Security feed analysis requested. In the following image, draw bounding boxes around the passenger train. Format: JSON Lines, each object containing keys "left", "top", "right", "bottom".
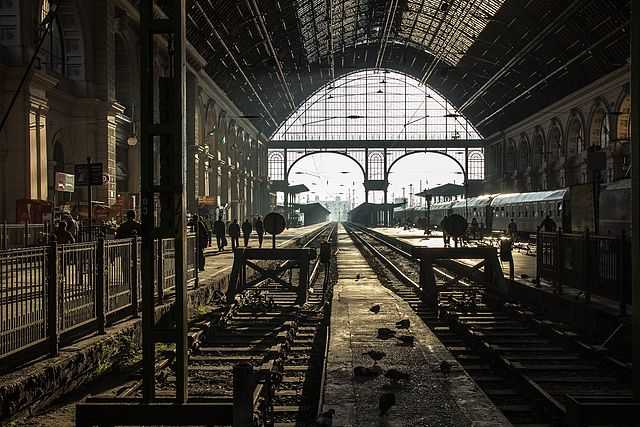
{"left": 397, "top": 179, "right": 631, "bottom": 237}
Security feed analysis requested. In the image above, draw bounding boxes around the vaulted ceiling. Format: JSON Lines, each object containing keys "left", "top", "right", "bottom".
{"left": 184, "top": 0, "right": 630, "bottom": 138}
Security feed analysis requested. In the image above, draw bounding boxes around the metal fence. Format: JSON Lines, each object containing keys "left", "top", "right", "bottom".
{"left": 77, "top": 225, "right": 116, "bottom": 242}
{"left": 0, "top": 233, "right": 197, "bottom": 368}
{"left": 1, "top": 223, "right": 119, "bottom": 249}
{"left": 0, "top": 247, "right": 49, "bottom": 359}
{"left": 536, "top": 231, "right": 630, "bottom": 313}
{"left": 1, "top": 223, "right": 50, "bottom": 249}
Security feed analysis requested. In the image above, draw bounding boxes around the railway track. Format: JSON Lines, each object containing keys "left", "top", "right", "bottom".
{"left": 105, "top": 223, "right": 338, "bottom": 427}
{"left": 344, "top": 223, "right": 634, "bottom": 427}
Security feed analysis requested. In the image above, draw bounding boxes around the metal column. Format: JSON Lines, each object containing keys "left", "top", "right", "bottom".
{"left": 140, "top": 0, "right": 188, "bottom": 403}
{"left": 631, "top": 0, "right": 640, "bottom": 400}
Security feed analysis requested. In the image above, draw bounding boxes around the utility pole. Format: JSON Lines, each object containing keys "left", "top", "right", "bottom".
{"left": 409, "top": 183, "right": 413, "bottom": 208}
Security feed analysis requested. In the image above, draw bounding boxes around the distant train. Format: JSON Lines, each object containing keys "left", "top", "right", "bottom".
{"left": 397, "top": 179, "right": 631, "bottom": 237}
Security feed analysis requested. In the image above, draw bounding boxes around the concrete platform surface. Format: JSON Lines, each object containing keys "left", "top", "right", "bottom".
{"left": 323, "top": 226, "right": 510, "bottom": 427}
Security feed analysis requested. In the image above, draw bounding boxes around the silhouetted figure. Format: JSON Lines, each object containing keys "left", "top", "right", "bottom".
{"left": 213, "top": 215, "right": 226, "bottom": 251}
{"left": 470, "top": 217, "right": 479, "bottom": 239}
{"left": 540, "top": 214, "right": 557, "bottom": 232}
{"left": 116, "top": 210, "right": 143, "bottom": 239}
{"left": 228, "top": 219, "right": 240, "bottom": 250}
{"left": 255, "top": 216, "right": 264, "bottom": 248}
{"left": 500, "top": 237, "right": 514, "bottom": 281}
{"left": 63, "top": 212, "right": 79, "bottom": 239}
{"left": 54, "top": 221, "right": 75, "bottom": 244}
{"left": 441, "top": 216, "right": 451, "bottom": 247}
{"left": 192, "top": 215, "right": 210, "bottom": 271}
{"left": 508, "top": 218, "right": 518, "bottom": 242}
{"left": 242, "top": 219, "right": 252, "bottom": 247}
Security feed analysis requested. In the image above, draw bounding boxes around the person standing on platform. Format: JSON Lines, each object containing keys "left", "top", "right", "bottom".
{"left": 213, "top": 215, "right": 226, "bottom": 252}
{"left": 441, "top": 216, "right": 450, "bottom": 248}
{"left": 470, "top": 217, "right": 479, "bottom": 240}
{"left": 508, "top": 218, "right": 518, "bottom": 242}
{"left": 116, "top": 210, "right": 143, "bottom": 239}
{"left": 540, "top": 214, "right": 557, "bottom": 232}
{"left": 54, "top": 221, "right": 75, "bottom": 244}
{"left": 194, "top": 215, "right": 210, "bottom": 271}
{"left": 255, "top": 216, "right": 265, "bottom": 248}
{"left": 63, "top": 212, "right": 79, "bottom": 240}
{"left": 228, "top": 219, "right": 241, "bottom": 250}
{"left": 242, "top": 218, "right": 253, "bottom": 247}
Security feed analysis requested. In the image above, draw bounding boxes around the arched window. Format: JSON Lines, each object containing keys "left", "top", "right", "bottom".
{"left": 39, "top": 0, "right": 65, "bottom": 75}
{"left": 519, "top": 135, "right": 530, "bottom": 170}
{"left": 546, "top": 124, "right": 562, "bottom": 161}
{"left": 53, "top": 140, "right": 65, "bottom": 173}
{"left": 268, "top": 152, "right": 285, "bottom": 181}
{"left": 532, "top": 130, "right": 544, "bottom": 168}
{"left": 505, "top": 139, "right": 516, "bottom": 174}
{"left": 616, "top": 95, "right": 631, "bottom": 142}
{"left": 368, "top": 152, "right": 384, "bottom": 180}
{"left": 468, "top": 151, "right": 484, "bottom": 180}
{"left": 115, "top": 35, "right": 133, "bottom": 114}
{"left": 566, "top": 114, "right": 585, "bottom": 155}
{"left": 589, "top": 106, "right": 610, "bottom": 149}
{"left": 271, "top": 69, "right": 482, "bottom": 142}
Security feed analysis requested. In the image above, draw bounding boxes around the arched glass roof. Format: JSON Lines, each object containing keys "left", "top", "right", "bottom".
{"left": 271, "top": 69, "right": 482, "bottom": 141}
{"left": 297, "top": 0, "right": 507, "bottom": 67}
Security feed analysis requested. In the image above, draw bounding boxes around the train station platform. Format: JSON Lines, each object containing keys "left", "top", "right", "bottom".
{"left": 322, "top": 226, "right": 510, "bottom": 426}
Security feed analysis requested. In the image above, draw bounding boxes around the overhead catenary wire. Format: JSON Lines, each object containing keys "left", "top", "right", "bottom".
{"left": 191, "top": 1, "right": 278, "bottom": 127}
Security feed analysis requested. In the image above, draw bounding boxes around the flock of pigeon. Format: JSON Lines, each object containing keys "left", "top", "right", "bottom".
{"left": 314, "top": 302, "right": 455, "bottom": 426}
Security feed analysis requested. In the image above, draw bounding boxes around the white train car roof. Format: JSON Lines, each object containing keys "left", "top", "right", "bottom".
{"left": 430, "top": 200, "right": 456, "bottom": 210}
{"left": 450, "top": 194, "right": 497, "bottom": 210}
{"left": 491, "top": 189, "right": 568, "bottom": 207}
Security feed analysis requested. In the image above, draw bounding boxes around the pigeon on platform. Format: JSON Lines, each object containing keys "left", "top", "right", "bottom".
{"left": 362, "top": 350, "right": 386, "bottom": 365}
{"left": 356, "top": 273, "right": 361, "bottom": 280}
{"left": 314, "top": 408, "right": 335, "bottom": 426}
{"left": 384, "top": 368, "right": 410, "bottom": 383}
{"left": 396, "top": 334, "right": 415, "bottom": 346}
{"left": 379, "top": 392, "right": 396, "bottom": 416}
{"left": 370, "top": 304, "right": 381, "bottom": 314}
{"left": 395, "top": 319, "right": 410, "bottom": 329}
{"left": 377, "top": 327, "right": 396, "bottom": 339}
{"left": 354, "top": 365, "right": 381, "bottom": 378}
{"left": 439, "top": 360, "right": 452, "bottom": 375}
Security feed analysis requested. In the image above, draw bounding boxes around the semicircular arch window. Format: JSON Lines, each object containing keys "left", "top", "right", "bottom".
{"left": 271, "top": 69, "right": 482, "bottom": 142}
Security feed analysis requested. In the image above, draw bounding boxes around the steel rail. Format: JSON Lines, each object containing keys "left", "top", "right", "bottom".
{"left": 345, "top": 223, "right": 635, "bottom": 425}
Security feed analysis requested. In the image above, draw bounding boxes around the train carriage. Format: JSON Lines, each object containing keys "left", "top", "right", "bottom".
{"left": 490, "top": 189, "right": 568, "bottom": 235}
{"left": 449, "top": 194, "right": 496, "bottom": 231}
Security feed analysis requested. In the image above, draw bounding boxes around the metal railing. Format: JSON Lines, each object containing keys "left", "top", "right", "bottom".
{"left": 536, "top": 230, "right": 630, "bottom": 314}
{"left": 0, "top": 233, "right": 197, "bottom": 368}
{"left": 0, "top": 246, "right": 49, "bottom": 359}
{"left": 1, "top": 223, "right": 50, "bottom": 249}
{"left": 1, "top": 223, "right": 120, "bottom": 249}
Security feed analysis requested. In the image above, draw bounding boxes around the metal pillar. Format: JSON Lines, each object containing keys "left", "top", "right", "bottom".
{"left": 383, "top": 148, "right": 389, "bottom": 226}
{"left": 631, "top": 0, "right": 640, "bottom": 400}
{"left": 140, "top": 0, "right": 188, "bottom": 403}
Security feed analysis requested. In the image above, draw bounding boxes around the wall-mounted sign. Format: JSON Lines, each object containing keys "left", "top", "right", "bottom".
{"left": 55, "top": 172, "right": 75, "bottom": 192}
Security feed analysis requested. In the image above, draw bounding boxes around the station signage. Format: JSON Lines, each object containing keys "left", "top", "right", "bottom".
{"left": 55, "top": 172, "right": 75, "bottom": 192}
{"left": 75, "top": 162, "right": 104, "bottom": 186}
